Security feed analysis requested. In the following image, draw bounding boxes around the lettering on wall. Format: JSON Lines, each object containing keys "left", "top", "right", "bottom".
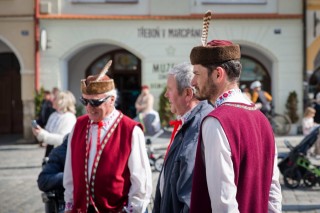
{"left": 150, "top": 82, "right": 167, "bottom": 89}
{"left": 152, "top": 63, "right": 175, "bottom": 80}
{"left": 138, "top": 27, "right": 201, "bottom": 38}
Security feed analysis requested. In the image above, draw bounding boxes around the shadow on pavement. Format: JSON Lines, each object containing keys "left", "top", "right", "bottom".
{"left": 0, "top": 134, "right": 35, "bottom": 145}
{"left": 283, "top": 204, "right": 320, "bottom": 211}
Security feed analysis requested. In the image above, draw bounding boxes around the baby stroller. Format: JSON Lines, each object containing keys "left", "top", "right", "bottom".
{"left": 278, "top": 126, "right": 320, "bottom": 189}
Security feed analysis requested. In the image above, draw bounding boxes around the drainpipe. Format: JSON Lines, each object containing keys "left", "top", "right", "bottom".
{"left": 303, "top": 0, "right": 306, "bottom": 82}
{"left": 34, "top": 0, "right": 40, "bottom": 92}
{"left": 302, "top": 0, "right": 307, "bottom": 110}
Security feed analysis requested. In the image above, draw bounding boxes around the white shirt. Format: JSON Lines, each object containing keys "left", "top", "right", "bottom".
{"left": 63, "top": 109, "right": 152, "bottom": 213}
{"left": 36, "top": 111, "right": 76, "bottom": 146}
{"left": 202, "top": 89, "right": 282, "bottom": 212}
{"left": 302, "top": 117, "right": 318, "bottom": 136}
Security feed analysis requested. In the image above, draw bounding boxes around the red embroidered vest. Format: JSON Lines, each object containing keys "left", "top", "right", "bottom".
{"left": 190, "top": 104, "right": 275, "bottom": 213}
{"left": 71, "top": 113, "right": 141, "bottom": 213}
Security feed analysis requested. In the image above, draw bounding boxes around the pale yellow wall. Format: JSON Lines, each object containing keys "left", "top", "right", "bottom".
{"left": 307, "top": 36, "right": 320, "bottom": 71}
{"left": 306, "top": 0, "right": 320, "bottom": 71}
{"left": 0, "top": 0, "right": 34, "bottom": 15}
{"left": 308, "top": 0, "right": 320, "bottom": 10}
{"left": 0, "top": 21, "right": 35, "bottom": 73}
{"left": 0, "top": 0, "right": 35, "bottom": 138}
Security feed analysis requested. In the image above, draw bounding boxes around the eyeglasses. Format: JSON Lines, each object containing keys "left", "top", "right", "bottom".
{"left": 79, "top": 96, "right": 111, "bottom": 107}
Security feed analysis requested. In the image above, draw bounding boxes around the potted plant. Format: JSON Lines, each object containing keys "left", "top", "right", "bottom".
{"left": 285, "top": 91, "right": 300, "bottom": 134}
{"left": 34, "top": 87, "right": 45, "bottom": 119}
{"left": 158, "top": 87, "right": 174, "bottom": 127}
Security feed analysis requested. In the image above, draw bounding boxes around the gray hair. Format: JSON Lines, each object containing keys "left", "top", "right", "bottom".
{"left": 104, "top": 89, "right": 118, "bottom": 106}
{"left": 168, "top": 62, "right": 195, "bottom": 95}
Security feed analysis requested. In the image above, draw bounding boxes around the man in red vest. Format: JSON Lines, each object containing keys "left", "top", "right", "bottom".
{"left": 63, "top": 60, "right": 152, "bottom": 213}
{"left": 189, "top": 11, "right": 282, "bottom": 213}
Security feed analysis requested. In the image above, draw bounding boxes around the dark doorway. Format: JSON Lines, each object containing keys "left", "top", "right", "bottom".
{"left": 239, "top": 56, "right": 271, "bottom": 93}
{"left": 0, "top": 53, "right": 23, "bottom": 134}
{"left": 86, "top": 49, "right": 141, "bottom": 118}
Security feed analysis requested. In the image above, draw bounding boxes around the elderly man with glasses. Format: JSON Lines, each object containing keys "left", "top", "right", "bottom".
{"left": 63, "top": 61, "right": 152, "bottom": 213}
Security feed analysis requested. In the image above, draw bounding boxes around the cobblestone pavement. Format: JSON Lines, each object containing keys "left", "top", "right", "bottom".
{"left": 0, "top": 134, "right": 320, "bottom": 213}
{"left": 0, "top": 144, "right": 43, "bottom": 213}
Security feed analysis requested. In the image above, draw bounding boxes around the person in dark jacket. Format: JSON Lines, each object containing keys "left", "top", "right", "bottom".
{"left": 37, "top": 90, "right": 55, "bottom": 128}
{"left": 153, "top": 62, "right": 213, "bottom": 213}
{"left": 37, "top": 134, "right": 69, "bottom": 213}
{"left": 37, "top": 134, "right": 68, "bottom": 192}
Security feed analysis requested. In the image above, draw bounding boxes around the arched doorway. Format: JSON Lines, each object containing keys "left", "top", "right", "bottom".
{"left": 0, "top": 52, "right": 23, "bottom": 134}
{"left": 86, "top": 49, "right": 141, "bottom": 118}
{"left": 239, "top": 56, "right": 271, "bottom": 93}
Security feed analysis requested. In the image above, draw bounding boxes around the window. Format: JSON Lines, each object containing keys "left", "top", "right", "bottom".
{"left": 202, "top": 0, "right": 266, "bottom": 4}
{"left": 114, "top": 52, "right": 138, "bottom": 71}
{"left": 89, "top": 55, "right": 111, "bottom": 75}
{"left": 71, "top": 0, "right": 138, "bottom": 3}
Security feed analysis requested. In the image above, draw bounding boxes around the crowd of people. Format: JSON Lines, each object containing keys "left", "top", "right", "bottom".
{"left": 32, "top": 11, "right": 284, "bottom": 213}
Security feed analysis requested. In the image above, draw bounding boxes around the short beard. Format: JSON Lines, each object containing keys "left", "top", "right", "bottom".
{"left": 194, "top": 78, "right": 217, "bottom": 101}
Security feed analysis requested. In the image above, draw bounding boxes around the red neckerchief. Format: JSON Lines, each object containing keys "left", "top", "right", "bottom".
{"left": 164, "top": 119, "right": 182, "bottom": 161}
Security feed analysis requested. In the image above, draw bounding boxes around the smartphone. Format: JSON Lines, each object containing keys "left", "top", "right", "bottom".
{"left": 31, "top": 120, "right": 39, "bottom": 129}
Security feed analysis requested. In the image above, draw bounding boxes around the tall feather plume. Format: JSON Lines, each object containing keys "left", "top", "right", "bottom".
{"left": 201, "top": 10, "right": 212, "bottom": 47}
{"left": 96, "top": 60, "right": 112, "bottom": 81}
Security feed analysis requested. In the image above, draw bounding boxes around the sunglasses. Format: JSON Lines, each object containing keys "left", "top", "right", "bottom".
{"left": 79, "top": 96, "right": 111, "bottom": 107}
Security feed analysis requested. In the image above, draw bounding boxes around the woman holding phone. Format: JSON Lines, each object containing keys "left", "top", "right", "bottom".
{"left": 32, "top": 90, "right": 77, "bottom": 157}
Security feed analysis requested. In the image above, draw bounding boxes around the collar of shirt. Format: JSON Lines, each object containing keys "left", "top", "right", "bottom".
{"left": 214, "top": 89, "right": 250, "bottom": 109}
{"left": 176, "top": 105, "right": 196, "bottom": 127}
{"left": 90, "top": 108, "right": 119, "bottom": 131}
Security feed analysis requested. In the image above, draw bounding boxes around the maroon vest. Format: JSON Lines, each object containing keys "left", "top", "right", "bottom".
{"left": 190, "top": 104, "right": 275, "bottom": 213}
{"left": 71, "top": 113, "right": 141, "bottom": 213}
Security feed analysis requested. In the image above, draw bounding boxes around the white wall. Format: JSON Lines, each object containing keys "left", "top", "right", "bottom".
{"left": 40, "top": 17, "right": 303, "bottom": 114}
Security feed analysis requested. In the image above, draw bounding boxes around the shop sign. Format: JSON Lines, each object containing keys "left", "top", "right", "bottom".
{"left": 138, "top": 27, "right": 201, "bottom": 38}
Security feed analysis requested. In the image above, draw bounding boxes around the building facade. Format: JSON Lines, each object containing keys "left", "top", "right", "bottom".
{"left": 0, "top": 0, "right": 35, "bottom": 138}
{"left": 0, "top": 0, "right": 305, "bottom": 139}
{"left": 306, "top": 0, "right": 320, "bottom": 96}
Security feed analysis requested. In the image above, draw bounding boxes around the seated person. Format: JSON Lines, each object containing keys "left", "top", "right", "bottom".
{"left": 302, "top": 107, "right": 320, "bottom": 157}
{"left": 135, "top": 109, "right": 161, "bottom": 136}
{"left": 302, "top": 107, "right": 318, "bottom": 136}
{"left": 37, "top": 134, "right": 69, "bottom": 212}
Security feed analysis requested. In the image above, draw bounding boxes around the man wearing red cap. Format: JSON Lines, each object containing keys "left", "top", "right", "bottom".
{"left": 63, "top": 61, "right": 152, "bottom": 213}
{"left": 135, "top": 85, "right": 154, "bottom": 114}
{"left": 189, "top": 11, "right": 282, "bottom": 213}
{"left": 135, "top": 85, "right": 161, "bottom": 136}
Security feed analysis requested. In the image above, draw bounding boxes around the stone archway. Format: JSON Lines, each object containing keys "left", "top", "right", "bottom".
{"left": 86, "top": 49, "right": 141, "bottom": 118}
{"left": 67, "top": 43, "right": 141, "bottom": 119}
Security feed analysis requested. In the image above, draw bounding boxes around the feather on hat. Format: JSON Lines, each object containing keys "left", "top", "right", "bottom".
{"left": 190, "top": 10, "right": 241, "bottom": 65}
{"left": 81, "top": 60, "right": 115, "bottom": 95}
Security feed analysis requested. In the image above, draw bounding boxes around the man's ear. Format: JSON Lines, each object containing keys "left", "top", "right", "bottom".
{"left": 110, "top": 96, "right": 116, "bottom": 103}
{"left": 216, "top": 67, "right": 222, "bottom": 79}
{"left": 215, "top": 67, "right": 225, "bottom": 81}
{"left": 185, "top": 87, "right": 194, "bottom": 100}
